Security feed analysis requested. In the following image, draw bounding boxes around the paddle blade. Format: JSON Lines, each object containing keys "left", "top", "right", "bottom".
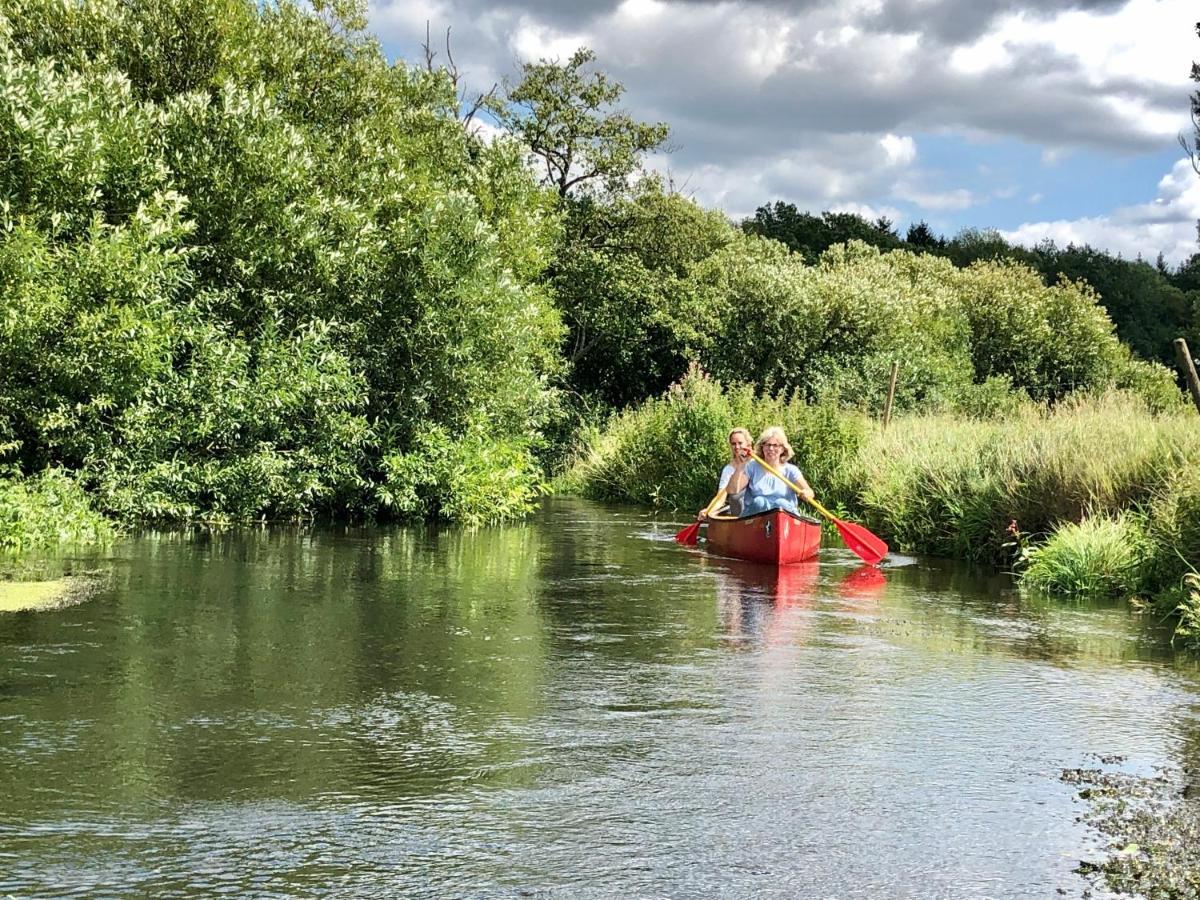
{"left": 674, "top": 520, "right": 702, "bottom": 545}
{"left": 833, "top": 518, "right": 888, "bottom": 565}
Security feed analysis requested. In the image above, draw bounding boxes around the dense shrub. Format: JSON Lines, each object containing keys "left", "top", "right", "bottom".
{"left": 0, "top": 469, "right": 112, "bottom": 550}
{"left": 0, "top": 0, "right": 562, "bottom": 524}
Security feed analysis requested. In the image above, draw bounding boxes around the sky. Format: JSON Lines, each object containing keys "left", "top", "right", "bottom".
{"left": 368, "top": 0, "right": 1200, "bottom": 265}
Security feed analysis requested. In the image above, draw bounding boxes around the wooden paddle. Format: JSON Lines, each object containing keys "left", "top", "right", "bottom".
{"left": 674, "top": 489, "right": 727, "bottom": 546}
{"left": 750, "top": 453, "right": 888, "bottom": 565}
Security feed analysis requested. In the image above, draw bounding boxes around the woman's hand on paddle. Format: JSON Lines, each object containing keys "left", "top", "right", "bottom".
{"left": 799, "top": 485, "right": 815, "bottom": 502}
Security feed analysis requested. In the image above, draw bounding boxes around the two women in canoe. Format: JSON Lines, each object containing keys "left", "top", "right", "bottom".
{"left": 700, "top": 426, "right": 815, "bottom": 519}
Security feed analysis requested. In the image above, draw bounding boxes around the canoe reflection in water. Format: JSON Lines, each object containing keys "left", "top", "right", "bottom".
{"left": 710, "top": 558, "right": 819, "bottom": 649}
{"left": 708, "top": 558, "right": 887, "bottom": 648}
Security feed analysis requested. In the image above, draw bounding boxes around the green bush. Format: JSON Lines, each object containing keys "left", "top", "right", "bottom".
{"left": 0, "top": 469, "right": 112, "bottom": 550}
{"left": 559, "top": 366, "right": 866, "bottom": 511}
{"left": 0, "top": 0, "right": 563, "bottom": 526}
{"left": 1020, "top": 515, "right": 1147, "bottom": 597}
{"left": 378, "top": 427, "right": 543, "bottom": 527}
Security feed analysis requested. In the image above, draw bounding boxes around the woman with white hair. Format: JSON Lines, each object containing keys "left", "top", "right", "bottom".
{"left": 736, "top": 425, "right": 815, "bottom": 516}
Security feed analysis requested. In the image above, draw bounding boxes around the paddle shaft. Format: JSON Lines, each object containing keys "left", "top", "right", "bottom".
{"left": 702, "top": 488, "right": 728, "bottom": 518}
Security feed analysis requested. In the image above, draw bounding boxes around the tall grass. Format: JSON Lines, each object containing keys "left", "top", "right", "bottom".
{"left": 1020, "top": 515, "right": 1147, "bottom": 597}
{"left": 855, "top": 393, "right": 1198, "bottom": 563}
{"left": 557, "top": 366, "right": 866, "bottom": 512}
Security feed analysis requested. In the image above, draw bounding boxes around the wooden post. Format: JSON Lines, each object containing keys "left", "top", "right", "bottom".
{"left": 1176, "top": 338, "right": 1200, "bottom": 415}
{"left": 883, "top": 360, "right": 900, "bottom": 428}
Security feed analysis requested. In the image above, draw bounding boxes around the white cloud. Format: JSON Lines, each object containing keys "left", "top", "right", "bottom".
{"left": 1002, "top": 158, "right": 1200, "bottom": 265}
{"left": 367, "top": 0, "right": 1199, "bottom": 261}
{"left": 510, "top": 17, "right": 589, "bottom": 61}
{"left": 880, "top": 133, "right": 917, "bottom": 167}
{"left": 894, "top": 185, "right": 975, "bottom": 210}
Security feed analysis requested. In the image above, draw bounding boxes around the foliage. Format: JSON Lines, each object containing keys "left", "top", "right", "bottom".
{"left": 558, "top": 366, "right": 866, "bottom": 512}
{"left": 1033, "top": 246, "right": 1191, "bottom": 368}
{"left": 0, "top": 468, "right": 112, "bottom": 550}
{"left": 693, "top": 240, "right": 1159, "bottom": 411}
{"left": 957, "top": 262, "right": 1124, "bottom": 402}
{"left": 743, "top": 202, "right": 1197, "bottom": 371}
{"left": 741, "top": 203, "right": 903, "bottom": 262}
{"left": 378, "top": 427, "right": 543, "bottom": 528}
{"left": 500, "top": 47, "right": 669, "bottom": 198}
{"left": 0, "top": 0, "right": 563, "bottom": 525}
{"left": 552, "top": 179, "right": 731, "bottom": 408}
{"left": 1020, "top": 515, "right": 1147, "bottom": 597}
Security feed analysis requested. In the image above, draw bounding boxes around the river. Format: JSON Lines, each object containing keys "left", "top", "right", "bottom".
{"left": 2, "top": 497, "right": 1198, "bottom": 898}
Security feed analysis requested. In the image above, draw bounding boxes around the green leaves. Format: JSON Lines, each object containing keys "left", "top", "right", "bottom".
{"left": 501, "top": 47, "right": 669, "bottom": 198}
{"left": 0, "top": 0, "right": 563, "bottom": 526}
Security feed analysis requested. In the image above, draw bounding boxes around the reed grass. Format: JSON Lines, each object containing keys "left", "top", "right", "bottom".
{"left": 854, "top": 392, "right": 1198, "bottom": 564}
{"left": 560, "top": 373, "right": 1200, "bottom": 645}
{"left": 1020, "top": 515, "right": 1147, "bottom": 597}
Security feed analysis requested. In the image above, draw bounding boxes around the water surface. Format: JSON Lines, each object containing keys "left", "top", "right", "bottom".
{"left": 2, "top": 498, "right": 1198, "bottom": 897}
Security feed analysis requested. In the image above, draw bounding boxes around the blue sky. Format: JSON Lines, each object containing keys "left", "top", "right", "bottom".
{"left": 368, "top": 0, "right": 1200, "bottom": 264}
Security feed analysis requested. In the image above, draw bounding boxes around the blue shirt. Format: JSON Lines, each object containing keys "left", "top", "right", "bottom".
{"left": 743, "top": 460, "right": 805, "bottom": 503}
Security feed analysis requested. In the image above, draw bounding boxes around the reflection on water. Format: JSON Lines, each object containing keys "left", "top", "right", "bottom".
{"left": 0, "top": 497, "right": 1198, "bottom": 898}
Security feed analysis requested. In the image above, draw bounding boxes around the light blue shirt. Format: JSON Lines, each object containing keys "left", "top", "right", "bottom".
{"left": 743, "top": 460, "right": 805, "bottom": 503}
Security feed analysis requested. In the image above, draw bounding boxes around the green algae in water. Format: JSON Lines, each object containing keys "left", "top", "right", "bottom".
{"left": 0, "top": 578, "right": 80, "bottom": 612}
{"left": 1064, "top": 758, "right": 1200, "bottom": 899}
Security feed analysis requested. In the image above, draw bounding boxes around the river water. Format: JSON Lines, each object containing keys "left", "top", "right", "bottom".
{"left": 1, "top": 498, "right": 1198, "bottom": 898}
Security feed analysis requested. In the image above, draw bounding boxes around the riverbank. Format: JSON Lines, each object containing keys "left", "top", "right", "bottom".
{"left": 560, "top": 370, "right": 1200, "bottom": 648}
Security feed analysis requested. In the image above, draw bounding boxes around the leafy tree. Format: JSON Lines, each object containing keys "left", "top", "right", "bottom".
{"left": 551, "top": 179, "right": 731, "bottom": 408}
{"left": 500, "top": 47, "right": 669, "bottom": 198}
{"left": 904, "top": 220, "right": 942, "bottom": 250}
{"left": 741, "top": 203, "right": 902, "bottom": 262}
{"left": 0, "top": 0, "right": 564, "bottom": 525}
{"left": 1032, "top": 245, "right": 1190, "bottom": 367}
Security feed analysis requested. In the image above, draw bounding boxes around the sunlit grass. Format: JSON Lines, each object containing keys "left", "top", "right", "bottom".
{"left": 1020, "top": 515, "right": 1146, "bottom": 597}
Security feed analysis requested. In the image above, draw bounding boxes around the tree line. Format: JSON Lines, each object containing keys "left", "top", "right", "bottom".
{"left": 0, "top": 0, "right": 1195, "bottom": 532}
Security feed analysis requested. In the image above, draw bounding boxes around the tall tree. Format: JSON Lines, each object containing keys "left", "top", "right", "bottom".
{"left": 500, "top": 47, "right": 669, "bottom": 198}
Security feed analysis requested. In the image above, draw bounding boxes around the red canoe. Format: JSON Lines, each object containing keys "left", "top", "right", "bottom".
{"left": 705, "top": 508, "right": 822, "bottom": 565}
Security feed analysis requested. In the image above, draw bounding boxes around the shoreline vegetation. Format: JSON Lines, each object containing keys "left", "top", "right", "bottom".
{"left": 559, "top": 368, "right": 1200, "bottom": 650}
{"left": 0, "top": 0, "right": 1197, "bottom": 648}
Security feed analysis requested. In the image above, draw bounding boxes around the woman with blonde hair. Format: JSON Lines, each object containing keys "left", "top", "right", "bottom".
{"left": 698, "top": 427, "right": 752, "bottom": 520}
{"left": 736, "top": 425, "right": 815, "bottom": 516}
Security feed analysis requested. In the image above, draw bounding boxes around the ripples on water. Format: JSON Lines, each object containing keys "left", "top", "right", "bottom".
{"left": 1, "top": 498, "right": 1198, "bottom": 898}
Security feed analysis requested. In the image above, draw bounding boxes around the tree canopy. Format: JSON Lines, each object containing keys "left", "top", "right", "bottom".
{"left": 500, "top": 47, "right": 670, "bottom": 198}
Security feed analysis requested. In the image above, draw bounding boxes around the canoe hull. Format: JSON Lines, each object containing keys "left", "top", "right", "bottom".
{"left": 706, "top": 508, "right": 822, "bottom": 565}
